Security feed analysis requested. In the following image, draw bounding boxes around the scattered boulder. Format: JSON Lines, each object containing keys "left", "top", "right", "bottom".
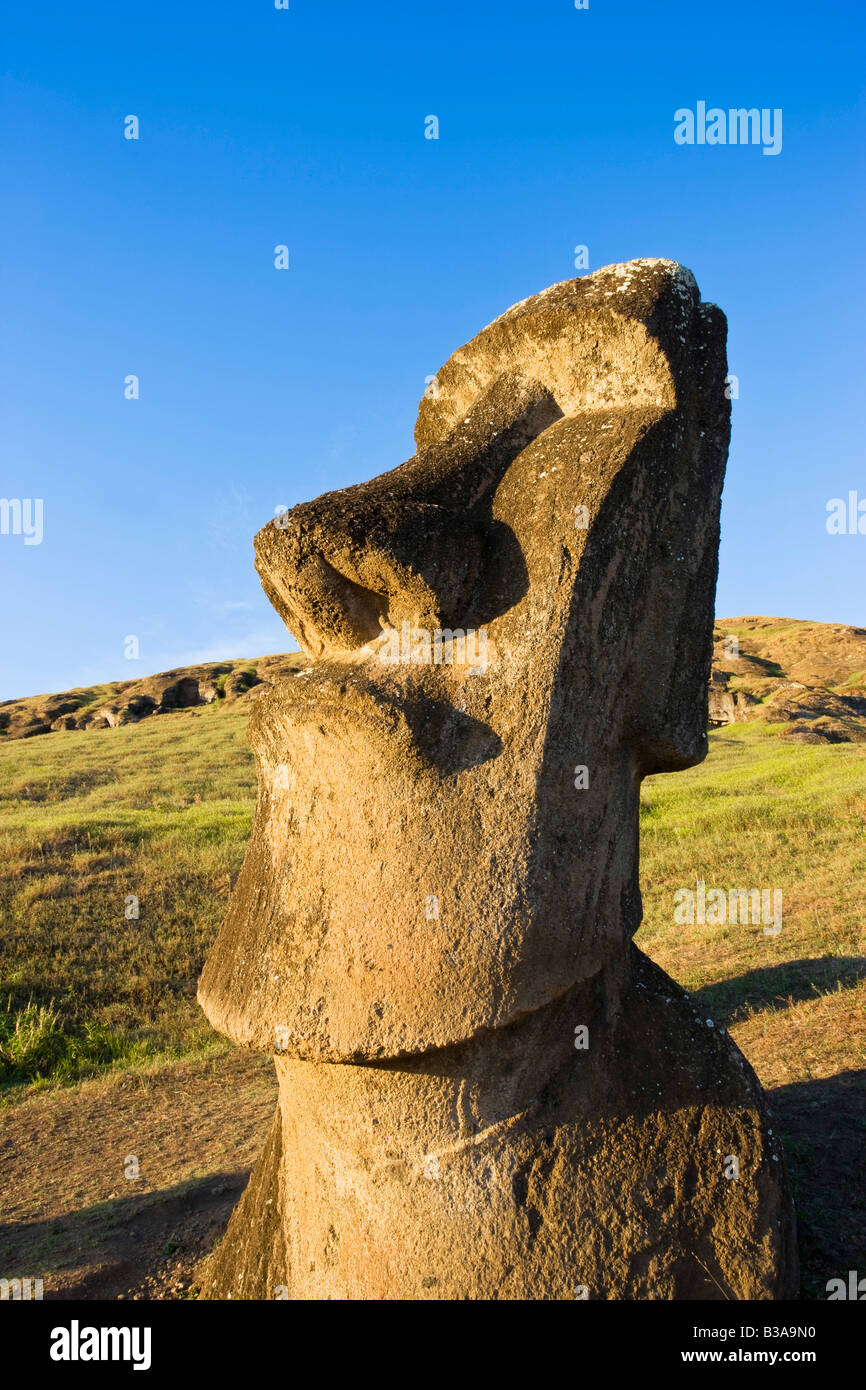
{"left": 223, "top": 669, "right": 261, "bottom": 700}
{"left": 0, "top": 656, "right": 304, "bottom": 740}
{"left": 710, "top": 618, "right": 866, "bottom": 741}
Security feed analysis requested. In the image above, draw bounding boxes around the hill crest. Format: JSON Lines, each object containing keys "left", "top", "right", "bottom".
{"left": 2, "top": 617, "right": 864, "bottom": 744}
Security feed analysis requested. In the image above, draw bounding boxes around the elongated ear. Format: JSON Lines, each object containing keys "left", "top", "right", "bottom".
{"left": 485, "top": 270, "right": 730, "bottom": 781}
{"left": 417, "top": 260, "right": 729, "bottom": 776}
{"left": 623, "top": 300, "right": 730, "bottom": 775}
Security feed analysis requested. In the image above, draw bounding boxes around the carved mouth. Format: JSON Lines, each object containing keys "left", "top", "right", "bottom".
{"left": 258, "top": 664, "right": 502, "bottom": 773}
{"left": 273, "top": 665, "right": 413, "bottom": 738}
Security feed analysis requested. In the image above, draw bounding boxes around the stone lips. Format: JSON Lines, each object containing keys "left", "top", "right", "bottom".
{"left": 6, "top": 619, "right": 864, "bottom": 744}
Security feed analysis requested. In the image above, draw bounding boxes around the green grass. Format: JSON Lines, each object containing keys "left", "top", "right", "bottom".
{"left": 0, "top": 999, "right": 147, "bottom": 1087}
{"left": 0, "top": 707, "right": 863, "bottom": 1297}
{"left": 0, "top": 703, "right": 255, "bottom": 1089}
{"left": 0, "top": 710, "right": 864, "bottom": 1098}
{"left": 638, "top": 723, "right": 866, "bottom": 992}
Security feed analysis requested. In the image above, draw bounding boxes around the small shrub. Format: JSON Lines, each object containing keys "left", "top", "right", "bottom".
{"left": 0, "top": 999, "right": 147, "bottom": 1087}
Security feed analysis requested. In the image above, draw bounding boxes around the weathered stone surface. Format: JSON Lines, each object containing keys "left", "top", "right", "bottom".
{"left": 201, "top": 259, "right": 729, "bottom": 1060}
{"left": 198, "top": 951, "right": 795, "bottom": 1300}
{"left": 195, "top": 257, "right": 797, "bottom": 1299}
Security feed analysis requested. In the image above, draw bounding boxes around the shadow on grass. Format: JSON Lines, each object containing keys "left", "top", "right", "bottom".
{"left": 691, "top": 956, "right": 866, "bottom": 1026}
{"left": 0, "top": 1169, "right": 249, "bottom": 1300}
{"left": 769, "top": 1068, "right": 866, "bottom": 1300}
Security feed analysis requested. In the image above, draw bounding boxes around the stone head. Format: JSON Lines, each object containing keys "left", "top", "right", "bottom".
{"left": 198, "top": 258, "right": 730, "bottom": 1061}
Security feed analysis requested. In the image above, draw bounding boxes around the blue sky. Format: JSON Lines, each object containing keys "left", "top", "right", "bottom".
{"left": 2, "top": 0, "right": 864, "bottom": 700}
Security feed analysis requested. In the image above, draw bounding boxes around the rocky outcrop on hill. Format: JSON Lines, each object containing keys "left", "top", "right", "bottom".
{"left": 710, "top": 618, "right": 866, "bottom": 743}
{"left": 0, "top": 655, "right": 304, "bottom": 741}
{"left": 2, "top": 625, "right": 863, "bottom": 746}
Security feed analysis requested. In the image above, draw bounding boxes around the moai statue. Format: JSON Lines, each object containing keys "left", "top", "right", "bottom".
{"left": 197, "top": 259, "right": 798, "bottom": 1300}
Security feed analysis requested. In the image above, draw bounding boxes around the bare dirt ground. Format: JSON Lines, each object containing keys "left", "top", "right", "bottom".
{"left": 2, "top": 1023, "right": 864, "bottom": 1300}
{"left": 0, "top": 1050, "right": 276, "bottom": 1300}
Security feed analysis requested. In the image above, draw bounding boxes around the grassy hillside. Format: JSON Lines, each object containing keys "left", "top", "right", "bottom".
{"left": 0, "top": 702, "right": 255, "bottom": 1085}
{"left": 640, "top": 724, "right": 866, "bottom": 1063}
{"left": 0, "top": 654, "right": 303, "bottom": 739}
{"left": 0, "top": 698, "right": 863, "bottom": 1297}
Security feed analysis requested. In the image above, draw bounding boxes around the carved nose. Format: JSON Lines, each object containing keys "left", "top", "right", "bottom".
{"left": 254, "top": 376, "right": 561, "bottom": 660}
{"left": 256, "top": 501, "right": 470, "bottom": 658}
